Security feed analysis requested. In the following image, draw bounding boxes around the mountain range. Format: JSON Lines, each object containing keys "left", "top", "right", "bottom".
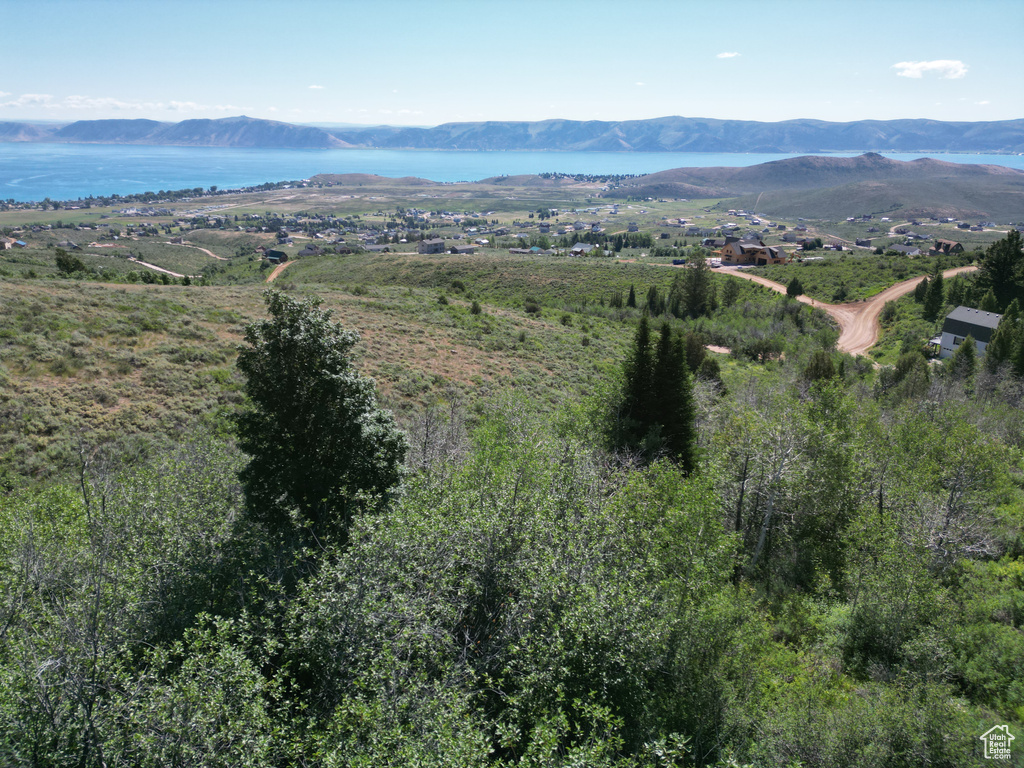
{"left": 597, "top": 153, "right": 1024, "bottom": 220}
{"left": 2, "top": 115, "right": 1023, "bottom": 153}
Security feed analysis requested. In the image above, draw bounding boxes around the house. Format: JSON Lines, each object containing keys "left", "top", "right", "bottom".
{"left": 569, "top": 243, "right": 597, "bottom": 256}
{"left": 449, "top": 244, "right": 477, "bottom": 255}
{"left": 298, "top": 244, "right": 321, "bottom": 258}
{"left": 628, "top": 222, "right": 639, "bottom": 232}
{"left": 931, "top": 239, "right": 964, "bottom": 256}
{"left": 265, "top": 249, "right": 288, "bottom": 264}
{"left": 57, "top": 240, "right": 81, "bottom": 250}
{"left": 855, "top": 238, "right": 873, "bottom": 248}
{"left": 938, "top": 306, "right": 1002, "bottom": 359}
{"left": 719, "top": 237, "right": 788, "bottom": 266}
{"left": 418, "top": 237, "right": 446, "bottom": 254}
{"left": 888, "top": 244, "right": 921, "bottom": 256}
{"left": 538, "top": 222, "right": 550, "bottom": 234}
{"left": 0, "top": 237, "right": 15, "bottom": 250}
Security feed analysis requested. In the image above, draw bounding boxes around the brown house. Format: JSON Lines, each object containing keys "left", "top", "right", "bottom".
{"left": 719, "top": 237, "right": 789, "bottom": 266}
{"left": 931, "top": 239, "right": 964, "bottom": 256}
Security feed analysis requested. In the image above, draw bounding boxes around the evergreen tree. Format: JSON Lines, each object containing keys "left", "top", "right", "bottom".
{"left": 236, "top": 291, "right": 407, "bottom": 545}
{"left": 978, "top": 229, "right": 1024, "bottom": 311}
{"left": 681, "top": 250, "right": 713, "bottom": 317}
{"left": 946, "top": 274, "right": 967, "bottom": 307}
{"left": 621, "top": 315, "right": 654, "bottom": 440}
{"left": 985, "top": 298, "right": 1020, "bottom": 372}
{"left": 923, "top": 270, "right": 944, "bottom": 322}
{"left": 651, "top": 324, "right": 696, "bottom": 472}
{"left": 980, "top": 289, "right": 1000, "bottom": 313}
{"left": 914, "top": 276, "right": 929, "bottom": 303}
{"left": 947, "top": 333, "right": 977, "bottom": 384}
{"left": 721, "top": 277, "right": 741, "bottom": 307}
{"left": 786, "top": 277, "right": 804, "bottom": 298}
{"left": 627, "top": 284, "right": 637, "bottom": 308}
{"left": 803, "top": 349, "right": 836, "bottom": 382}
{"left": 618, "top": 320, "right": 697, "bottom": 470}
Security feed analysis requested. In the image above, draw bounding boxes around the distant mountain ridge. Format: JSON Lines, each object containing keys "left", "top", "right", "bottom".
{"left": 2, "top": 115, "right": 1022, "bottom": 152}
{"left": 8, "top": 116, "right": 350, "bottom": 149}
{"left": 599, "top": 153, "right": 1024, "bottom": 220}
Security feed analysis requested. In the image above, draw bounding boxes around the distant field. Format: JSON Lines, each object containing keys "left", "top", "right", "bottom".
{"left": 748, "top": 249, "right": 975, "bottom": 303}
{"left": 0, "top": 278, "right": 639, "bottom": 476}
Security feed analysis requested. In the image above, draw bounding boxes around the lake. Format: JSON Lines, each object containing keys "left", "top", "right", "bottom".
{"left": 2, "top": 143, "right": 1022, "bottom": 203}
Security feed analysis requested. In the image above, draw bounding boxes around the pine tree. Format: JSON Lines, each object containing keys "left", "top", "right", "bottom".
{"left": 621, "top": 315, "right": 653, "bottom": 439}
{"left": 236, "top": 291, "right": 407, "bottom": 545}
{"left": 978, "top": 229, "right": 1024, "bottom": 311}
{"left": 786, "top": 277, "right": 804, "bottom": 298}
{"left": 651, "top": 325, "right": 696, "bottom": 471}
{"left": 947, "top": 333, "right": 977, "bottom": 384}
{"left": 980, "top": 289, "right": 1000, "bottom": 313}
{"left": 985, "top": 298, "right": 1020, "bottom": 372}
{"left": 618, "top": 321, "right": 697, "bottom": 470}
{"left": 627, "top": 284, "right": 637, "bottom": 308}
{"left": 923, "top": 270, "right": 945, "bottom": 322}
{"left": 914, "top": 276, "right": 929, "bottom": 303}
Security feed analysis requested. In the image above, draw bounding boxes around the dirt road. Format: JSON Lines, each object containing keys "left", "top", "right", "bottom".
{"left": 266, "top": 260, "right": 294, "bottom": 282}
{"left": 164, "top": 241, "right": 229, "bottom": 261}
{"left": 719, "top": 265, "right": 977, "bottom": 356}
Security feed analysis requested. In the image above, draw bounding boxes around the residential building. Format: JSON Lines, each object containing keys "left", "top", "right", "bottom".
{"left": 938, "top": 306, "right": 1002, "bottom": 359}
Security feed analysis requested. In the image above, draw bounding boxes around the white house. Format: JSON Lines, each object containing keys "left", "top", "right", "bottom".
{"left": 938, "top": 306, "right": 1002, "bottom": 359}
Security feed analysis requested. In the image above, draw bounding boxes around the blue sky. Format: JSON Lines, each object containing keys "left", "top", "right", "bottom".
{"left": 4, "top": 0, "right": 1021, "bottom": 126}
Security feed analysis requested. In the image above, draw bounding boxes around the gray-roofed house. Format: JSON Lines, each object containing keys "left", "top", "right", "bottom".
{"left": 938, "top": 306, "right": 1002, "bottom": 359}
{"left": 418, "top": 237, "right": 446, "bottom": 254}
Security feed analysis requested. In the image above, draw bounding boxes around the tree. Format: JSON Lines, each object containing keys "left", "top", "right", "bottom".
{"left": 651, "top": 324, "right": 696, "bottom": 471}
{"left": 680, "top": 250, "right": 713, "bottom": 317}
{"left": 923, "top": 269, "right": 944, "bottom": 322}
{"left": 802, "top": 349, "right": 836, "bottom": 383}
{"left": 627, "top": 284, "right": 637, "bottom": 308}
{"left": 914, "top": 276, "right": 929, "bottom": 303}
{"left": 620, "top": 316, "right": 654, "bottom": 440}
{"left": 55, "top": 248, "right": 86, "bottom": 275}
{"left": 616, "top": 320, "right": 696, "bottom": 469}
{"left": 947, "top": 333, "right": 977, "bottom": 385}
{"left": 721, "top": 277, "right": 741, "bottom": 308}
{"left": 786, "top": 277, "right": 804, "bottom": 298}
{"left": 977, "top": 230, "right": 1024, "bottom": 311}
{"left": 235, "top": 291, "right": 407, "bottom": 545}
{"left": 984, "top": 298, "right": 1020, "bottom": 372}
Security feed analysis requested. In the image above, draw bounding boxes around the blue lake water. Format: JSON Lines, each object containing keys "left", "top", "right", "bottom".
{"left": 1, "top": 143, "right": 1022, "bottom": 203}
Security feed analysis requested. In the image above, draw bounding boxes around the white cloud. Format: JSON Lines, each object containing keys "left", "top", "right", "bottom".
{"left": 635, "top": 81, "right": 645, "bottom": 86}
{"left": 0, "top": 93, "right": 55, "bottom": 108}
{"left": 892, "top": 60, "right": 967, "bottom": 79}
{"left": 308, "top": 85, "right": 324, "bottom": 90}
{"left": 716, "top": 52, "right": 740, "bottom": 59}
{"left": 976, "top": 100, "right": 990, "bottom": 105}
{"left": 0, "top": 93, "right": 242, "bottom": 114}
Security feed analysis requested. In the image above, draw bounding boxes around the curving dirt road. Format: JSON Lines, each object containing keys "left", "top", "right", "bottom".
{"left": 266, "top": 260, "right": 294, "bottom": 282}
{"left": 718, "top": 265, "right": 977, "bottom": 356}
{"left": 164, "top": 241, "right": 229, "bottom": 261}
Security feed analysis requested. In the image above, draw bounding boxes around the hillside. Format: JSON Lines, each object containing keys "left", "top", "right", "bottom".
{"left": 603, "top": 153, "right": 1024, "bottom": 220}
{"left": 331, "top": 116, "right": 1024, "bottom": 153}
{"left": 25, "top": 115, "right": 349, "bottom": 149}
{"left": 2, "top": 115, "right": 1023, "bottom": 152}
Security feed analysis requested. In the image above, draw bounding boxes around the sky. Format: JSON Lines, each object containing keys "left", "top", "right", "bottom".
{"left": 3, "top": 0, "right": 1022, "bottom": 127}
